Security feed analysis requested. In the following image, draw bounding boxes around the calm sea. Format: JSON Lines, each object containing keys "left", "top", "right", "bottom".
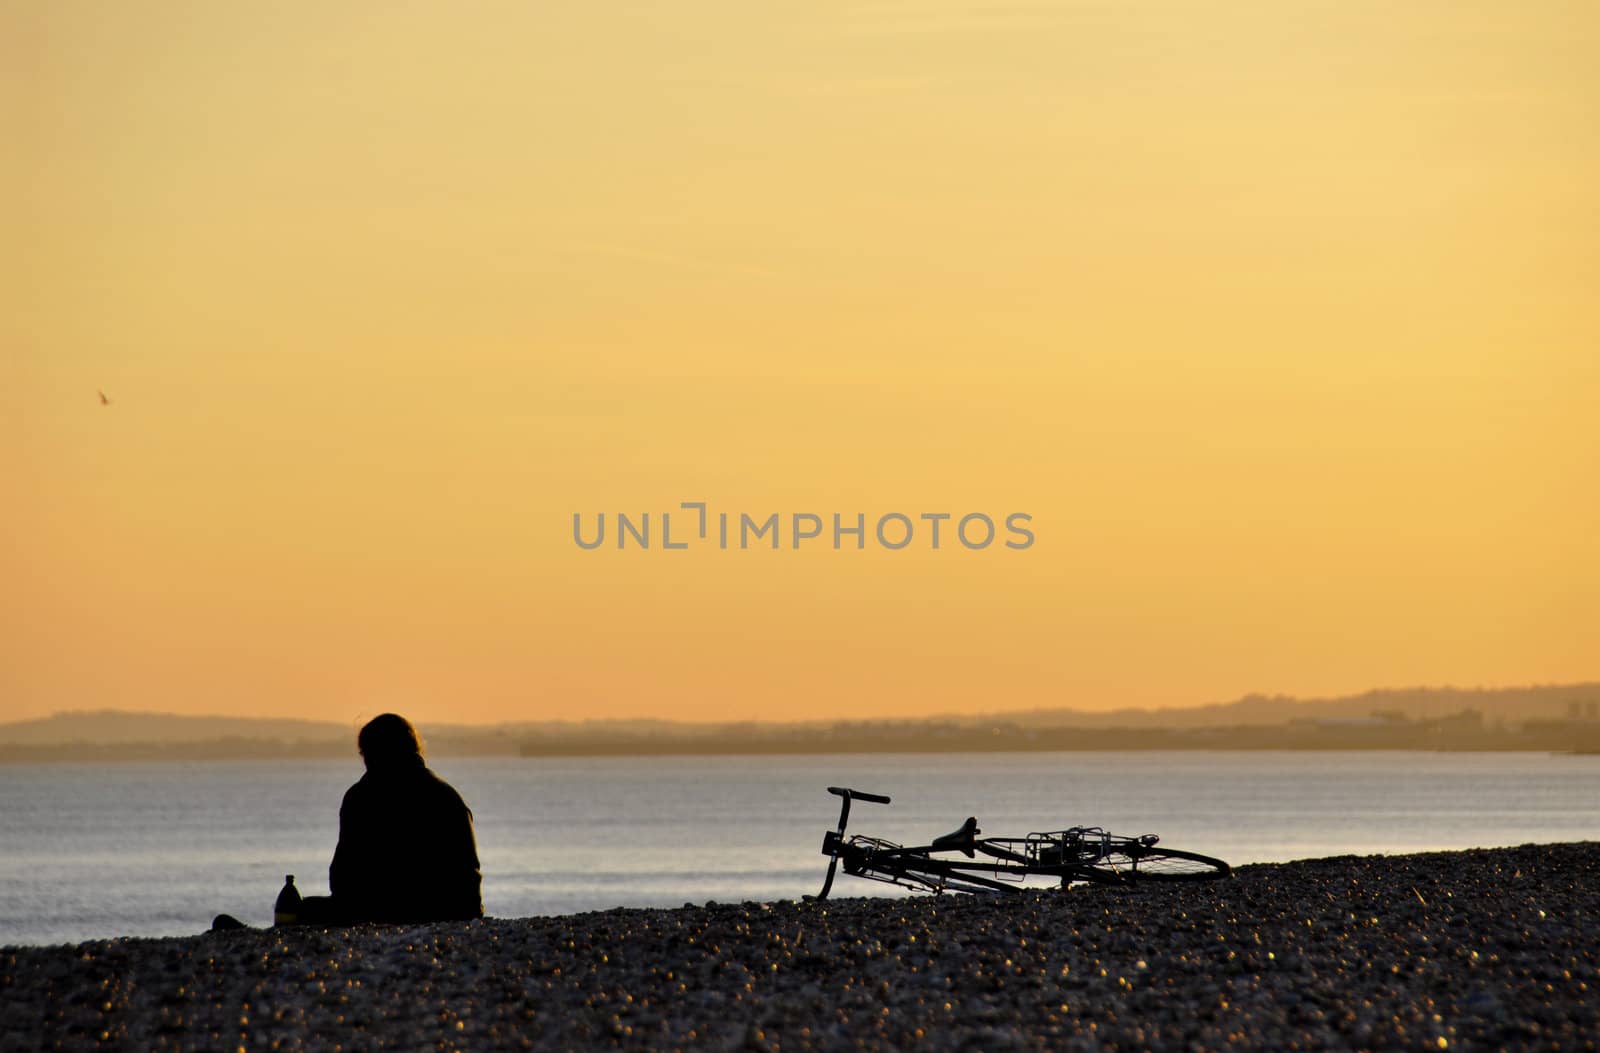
{"left": 2, "top": 751, "right": 1596, "bottom": 947}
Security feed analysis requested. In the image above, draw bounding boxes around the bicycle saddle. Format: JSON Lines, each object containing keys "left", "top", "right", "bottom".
{"left": 931, "top": 816, "right": 980, "bottom": 857}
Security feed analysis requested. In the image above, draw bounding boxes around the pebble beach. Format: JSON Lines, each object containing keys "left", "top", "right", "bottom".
{"left": 4, "top": 842, "right": 1596, "bottom": 1051}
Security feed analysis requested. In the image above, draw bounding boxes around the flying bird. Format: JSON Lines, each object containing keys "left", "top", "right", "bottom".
{"left": 98, "top": 390, "right": 111, "bottom": 406}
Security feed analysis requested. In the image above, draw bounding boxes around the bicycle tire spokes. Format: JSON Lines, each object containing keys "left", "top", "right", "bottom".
{"left": 1087, "top": 846, "right": 1231, "bottom": 882}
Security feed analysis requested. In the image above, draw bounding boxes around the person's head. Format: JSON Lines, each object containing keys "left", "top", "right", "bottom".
{"left": 357, "top": 713, "right": 424, "bottom": 771}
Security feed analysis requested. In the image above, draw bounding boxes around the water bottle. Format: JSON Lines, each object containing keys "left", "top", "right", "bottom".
{"left": 274, "top": 874, "right": 301, "bottom": 926}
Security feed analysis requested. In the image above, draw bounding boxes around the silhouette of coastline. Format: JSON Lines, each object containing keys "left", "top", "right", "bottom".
{"left": 3, "top": 684, "right": 1597, "bottom": 762}
{"left": 516, "top": 710, "right": 1600, "bottom": 757}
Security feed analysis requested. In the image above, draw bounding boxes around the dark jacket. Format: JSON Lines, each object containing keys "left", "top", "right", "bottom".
{"left": 329, "top": 758, "right": 483, "bottom": 922}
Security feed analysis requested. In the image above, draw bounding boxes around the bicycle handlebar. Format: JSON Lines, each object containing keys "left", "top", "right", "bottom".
{"left": 812, "top": 787, "right": 892, "bottom": 900}
{"left": 827, "top": 786, "right": 890, "bottom": 804}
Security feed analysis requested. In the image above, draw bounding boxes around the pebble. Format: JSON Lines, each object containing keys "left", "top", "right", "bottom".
{"left": 2, "top": 842, "right": 1597, "bottom": 1050}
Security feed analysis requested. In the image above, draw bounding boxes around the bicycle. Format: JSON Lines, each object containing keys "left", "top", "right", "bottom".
{"left": 811, "top": 786, "right": 1230, "bottom": 900}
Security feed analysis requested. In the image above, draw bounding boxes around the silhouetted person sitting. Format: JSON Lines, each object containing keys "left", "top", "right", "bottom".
{"left": 297, "top": 713, "right": 484, "bottom": 925}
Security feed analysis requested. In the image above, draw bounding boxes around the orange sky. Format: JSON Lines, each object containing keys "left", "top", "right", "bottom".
{"left": 5, "top": 2, "right": 1596, "bottom": 726}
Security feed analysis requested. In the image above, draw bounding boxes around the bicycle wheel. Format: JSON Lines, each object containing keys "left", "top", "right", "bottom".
{"left": 1078, "top": 846, "right": 1230, "bottom": 883}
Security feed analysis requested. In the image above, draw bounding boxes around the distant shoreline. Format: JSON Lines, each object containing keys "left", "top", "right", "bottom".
{"left": 4, "top": 740, "right": 1598, "bottom": 764}
{"left": 5, "top": 683, "right": 1597, "bottom": 762}
{"left": 513, "top": 725, "right": 1600, "bottom": 757}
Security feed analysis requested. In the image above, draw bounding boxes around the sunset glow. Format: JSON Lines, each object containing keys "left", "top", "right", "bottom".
{"left": 7, "top": 2, "right": 1596, "bottom": 725}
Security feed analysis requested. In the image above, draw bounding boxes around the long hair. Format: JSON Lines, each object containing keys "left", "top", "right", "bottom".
{"left": 357, "top": 713, "right": 424, "bottom": 770}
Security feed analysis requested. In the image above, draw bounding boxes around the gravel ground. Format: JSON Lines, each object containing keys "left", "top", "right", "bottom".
{"left": 3, "top": 842, "right": 1597, "bottom": 1051}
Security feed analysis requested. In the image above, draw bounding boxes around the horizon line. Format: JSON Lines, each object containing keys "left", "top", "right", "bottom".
{"left": 5, "top": 679, "right": 1598, "bottom": 731}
